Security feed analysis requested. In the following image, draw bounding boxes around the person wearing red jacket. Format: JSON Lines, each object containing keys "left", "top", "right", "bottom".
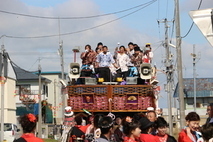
{"left": 178, "top": 112, "right": 202, "bottom": 142}
{"left": 139, "top": 117, "right": 160, "bottom": 142}
{"left": 123, "top": 117, "right": 141, "bottom": 142}
{"left": 14, "top": 113, "right": 44, "bottom": 142}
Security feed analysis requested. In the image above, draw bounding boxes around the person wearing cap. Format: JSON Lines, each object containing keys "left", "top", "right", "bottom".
{"left": 60, "top": 106, "right": 75, "bottom": 142}
{"left": 63, "top": 106, "right": 75, "bottom": 126}
{"left": 139, "top": 117, "right": 159, "bottom": 142}
{"left": 95, "top": 116, "right": 114, "bottom": 142}
{"left": 143, "top": 43, "right": 153, "bottom": 63}
{"left": 155, "top": 117, "right": 177, "bottom": 142}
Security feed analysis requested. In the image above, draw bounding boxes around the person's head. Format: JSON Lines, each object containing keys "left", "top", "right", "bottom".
{"left": 98, "top": 116, "right": 113, "bottom": 135}
{"left": 94, "top": 113, "right": 104, "bottom": 129}
{"left": 155, "top": 117, "right": 168, "bottom": 136}
{"left": 139, "top": 117, "right": 154, "bottom": 134}
{"left": 185, "top": 112, "right": 200, "bottom": 131}
{"left": 95, "top": 47, "right": 101, "bottom": 54}
{"left": 74, "top": 115, "right": 83, "bottom": 125}
{"left": 134, "top": 46, "right": 141, "bottom": 55}
{"left": 119, "top": 46, "right": 126, "bottom": 53}
{"left": 123, "top": 120, "right": 141, "bottom": 138}
{"left": 128, "top": 42, "right": 134, "bottom": 50}
{"left": 133, "top": 44, "right": 138, "bottom": 48}
{"left": 132, "top": 113, "right": 146, "bottom": 122}
{"left": 19, "top": 113, "right": 37, "bottom": 133}
{"left": 88, "top": 115, "right": 94, "bottom": 124}
{"left": 97, "top": 42, "right": 103, "bottom": 50}
{"left": 147, "top": 111, "right": 157, "bottom": 122}
{"left": 207, "top": 103, "right": 213, "bottom": 118}
{"left": 145, "top": 43, "right": 151, "bottom": 47}
{"left": 115, "top": 115, "right": 122, "bottom": 125}
{"left": 200, "top": 123, "right": 213, "bottom": 142}
{"left": 85, "top": 44, "right": 91, "bottom": 51}
{"left": 102, "top": 46, "right": 108, "bottom": 53}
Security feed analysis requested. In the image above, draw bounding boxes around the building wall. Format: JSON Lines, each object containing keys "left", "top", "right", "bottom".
{"left": 0, "top": 78, "right": 16, "bottom": 124}
{"left": 41, "top": 74, "right": 64, "bottom": 124}
{"left": 184, "top": 97, "right": 213, "bottom": 115}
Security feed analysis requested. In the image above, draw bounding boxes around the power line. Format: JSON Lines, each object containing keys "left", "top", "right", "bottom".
{"left": 181, "top": 0, "right": 203, "bottom": 38}
{"left": 2, "top": 0, "right": 157, "bottom": 39}
{"left": 0, "top": 1, "right": 153, "bottom": 20}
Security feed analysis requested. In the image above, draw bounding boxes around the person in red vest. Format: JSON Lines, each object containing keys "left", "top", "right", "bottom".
{"left": 178, "top": 112, "right": 202, "bottom": 142}
{"left": 14, "top": 113, "right": 44, "bottom": 142}
{"left": 139, "top": 117, "right": 159, "bottom": 142}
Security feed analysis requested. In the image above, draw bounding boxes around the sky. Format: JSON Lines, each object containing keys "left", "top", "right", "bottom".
{"left": 0, "top": 0, "right": 212, "bottom": 108}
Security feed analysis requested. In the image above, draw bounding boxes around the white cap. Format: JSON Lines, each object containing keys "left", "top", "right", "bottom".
{"left": 147, "top": 107, "right": 154, "bottom": 111}
{"left": 64, "top": 106, "right": 74, "bottom": 117}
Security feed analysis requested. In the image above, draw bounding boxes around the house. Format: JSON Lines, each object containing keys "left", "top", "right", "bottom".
{"left": 174, "top": 78, "right": 213, "bottom": 115}
{"left": 12, "top": 63, "right": 53, "bottom": 123}
{"left": 0, "top": 53, "right": 17, "bottom": 124}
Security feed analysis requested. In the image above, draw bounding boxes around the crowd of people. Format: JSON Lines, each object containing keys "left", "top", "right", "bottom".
{"left": 58, "top": 103, "right": 213, "bottom": 142}
{"left": 78, "top": 42, "right": 154, "bottom": 84}
{"left": 13, "top": 103, "right": 213, "bottom": 142}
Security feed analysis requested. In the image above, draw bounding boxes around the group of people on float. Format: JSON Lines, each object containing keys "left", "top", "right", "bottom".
{"left": 13, "top": 103, "right": 213, "bottom": 142}
{"left": 79, "top": 42, "right": 154, "bottom": 83}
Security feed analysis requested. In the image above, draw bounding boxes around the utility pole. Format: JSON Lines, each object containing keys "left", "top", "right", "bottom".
{"left": 159, "top": 18, "right": 174, "bottom": 135}
{"left": 38, "top": 58, "right": 42, "bottom": 138}
{"left": 175, "top": 0, "right": 185, "bottom": 129}
{"left": 193, "top": 45, "right": 196, "bottom": 112}
{"left": 59, "top": 40, "right": 65, "bottom": 121}
{"left": 54, "top": 79, "right": 56, "bottom": 124}
{"left": 58, "top": 18, "right": 65, "bottom": 121}
{"left": 0, "top": 45, "right": 6, "bottom": 142}
{"left": 191, "top": 45, "right": 200, "bottom": 112}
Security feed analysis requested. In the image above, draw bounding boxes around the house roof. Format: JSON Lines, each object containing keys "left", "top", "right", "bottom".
{"left": 12, "top": 64, "right": 51, "bottom": 83}
{"left": 174, "top": 78, "right": 213, "bottom": 98}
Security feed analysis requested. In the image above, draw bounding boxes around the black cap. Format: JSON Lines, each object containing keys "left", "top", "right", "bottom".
{"left": 139, "top": 117, "right": 154, "bottom": 130}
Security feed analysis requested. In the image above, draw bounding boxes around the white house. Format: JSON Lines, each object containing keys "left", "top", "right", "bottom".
{"left": 12, "top": 64, "right": 52, "bottom": 123}
{"left": 0, "top": 53, "right": 17, "bottom": 124}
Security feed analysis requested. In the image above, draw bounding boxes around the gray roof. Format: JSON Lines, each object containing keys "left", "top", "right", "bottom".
{"left": 174, "top": 78, "right": 213, "bottom": 98}
{"left": 12, "top": 65, "right": 51, "bottom": 83}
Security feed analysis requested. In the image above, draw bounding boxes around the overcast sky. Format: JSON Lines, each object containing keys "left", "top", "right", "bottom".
{"left": 0, "top": 0, "right": 212, "bottom": 108}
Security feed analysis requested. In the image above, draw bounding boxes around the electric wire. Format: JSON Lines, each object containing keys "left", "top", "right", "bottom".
{"left": 181, "top": 0, "right": 203, "bottom": 38}
{"left": 165, "top": 0, "right": 169, "bottom": 18}
{"left": 0, "top": 1, "right": 153, "bottom": 20}
{"left": 2, "top": 0, "right": 156, "bottom": 39}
